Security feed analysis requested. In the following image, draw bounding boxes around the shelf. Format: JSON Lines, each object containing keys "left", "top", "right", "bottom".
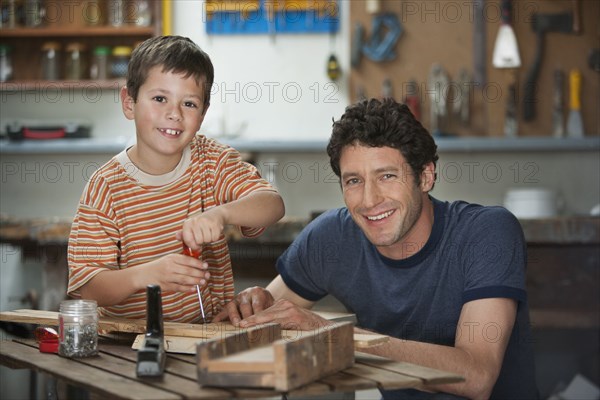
{"left": 0, "top": 26, "right": 155, "bottom": 37}
{"left": 1, "top": 137, "right": 599, "bottom": 155}
{"left": 1, "top": 79, "right": 125, "bottom": 90}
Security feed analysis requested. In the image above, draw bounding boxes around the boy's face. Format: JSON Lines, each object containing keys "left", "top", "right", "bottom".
{"left": 121, "top": 66, "right": 207, "bottom": 172}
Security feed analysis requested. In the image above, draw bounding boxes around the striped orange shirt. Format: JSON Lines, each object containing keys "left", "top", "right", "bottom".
{"left": 67, "top": 135, "right": 276, "bottom": 323}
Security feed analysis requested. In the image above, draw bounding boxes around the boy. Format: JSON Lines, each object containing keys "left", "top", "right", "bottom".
{"left": 67, "top": 36, "right": 285, "bottom": 323}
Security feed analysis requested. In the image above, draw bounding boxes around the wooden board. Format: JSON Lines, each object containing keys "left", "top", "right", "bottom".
{"left": 197, "top": 321, "right": 355, "bottom": 392}
{"left": 1, "top": 309, "right": 389, "bottom": 351}
{"left": 1, "top": 338, "right": 465, "bottom": 399}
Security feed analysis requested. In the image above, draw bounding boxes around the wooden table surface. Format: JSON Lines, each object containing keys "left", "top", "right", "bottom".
{"left": 1, "top": 337, "right": 463, "bottom": 399}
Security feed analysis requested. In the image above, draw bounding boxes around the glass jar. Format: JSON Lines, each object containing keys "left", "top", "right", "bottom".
{"left": 65, "top": 42, "right": 86, "bottom": 80}
{"left": 25, "top": 0, "right": 43, "bottom": 27}
{"left": 111, "top": 46, "right": 132, "bottom": 78}
{"left": 58, "top": 300, "right": 98, "bottom": 358}
{"left": 0, "top": 45, "right": 13, "bottom": 82}
{"left": 90, "top": 46, "right": 110, "bottom": 80}
{"left": 108, "top": 0, "right": 125, "bottom": 27}
{"left": 131, "top": 0, "right": 152, "bottom": 27}
{"left": 41, "top": 42, "right": 61, "bottom": 80}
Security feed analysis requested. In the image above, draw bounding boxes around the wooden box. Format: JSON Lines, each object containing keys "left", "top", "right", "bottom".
{"left": 196, "top": 321, "right": 355, "bottom": 391}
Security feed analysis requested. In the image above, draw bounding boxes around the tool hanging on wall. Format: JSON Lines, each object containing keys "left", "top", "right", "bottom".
{"left": 453, "top": 68, "right": 471, "bottom": 126}
{"left": 382, "top": 78, "right": 393, "bottom": 98}
{"left": 492, "top": 0, "right": 521, "bottom": 136}
{"left": 351, "top": 22, "right": 365, "bottom": 68}
{"left": 326, "top": 7, "right": 342, "bottom": 81}
{"left": 523, "top": 12, "right": 573, "bottom": 121}
{"left": 428, "top": 63, "right": 449, "bottom": 136}
{"left": 492, "top": 0, "right": 521, "bottom": 69}
{"left": 566, "top": 68, "right": 584, "bottom": 137}
{"left": 403, "top": 80, "right": 421, "bottom": 121}
{"left": 552, "top": 69, "right": 565, "bottom": 138}
{"left": 472, "top": 0, "right": 486, "bottom": 86}
{"left": 362, "top": 13, "right": 403, "bottom": 62}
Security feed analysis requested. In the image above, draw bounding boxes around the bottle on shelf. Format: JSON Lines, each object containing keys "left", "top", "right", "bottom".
{"left": 0, "top": 44, "right": 13, "bottom": 82}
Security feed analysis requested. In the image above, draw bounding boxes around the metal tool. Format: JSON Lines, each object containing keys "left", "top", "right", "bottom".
{"left": 492, "top": 0, "right": 521, "bottom": 69}
{"left": 183, "top": 245, "right": 207, "bottom": 323}
{"left": 472, "top": 0, "right": 486, "bottom": 86}
{"left": 136, "top": 285, "right": 166, "bottom": 377}
{"left": 552, "top": 69, "right": 565, "bottom": 138}
{"left": 362, "top": 13, "right": 402, "bottom": 62}
{"left": 454, "top": 68, "right": 471, "bottom": 125}
{"left": 523, "top": 12, "right": 573, "bottom": 121}
{"left": 428, "top": 63, "right": 449, "bottom": 136}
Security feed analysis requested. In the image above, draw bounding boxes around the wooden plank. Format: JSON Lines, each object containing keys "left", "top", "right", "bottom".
{"left": 355, "top": 352, "right": 464, "bottom": 385}
{"left": 0, "top": 340, "right": 181, "bottom": 400}
{"left": 78, "top": 348, "right": 228, "bottom": 400}
{"left": 343, "top": 363, "right": 423, "bottom": 391}
{"left": 207, "top": 346, "right": 274, "bottom": 373}
{"left": 319, "top": 370, "right": 379, "bottom": 392}
{"left": 352, "top": 333, "right": 389, "bottom": 348}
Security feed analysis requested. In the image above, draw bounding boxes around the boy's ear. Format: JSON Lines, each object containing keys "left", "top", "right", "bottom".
{"left": 120, "top": 86, "right": 135, "bottom": 120}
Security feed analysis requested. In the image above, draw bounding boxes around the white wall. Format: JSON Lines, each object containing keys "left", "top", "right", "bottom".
{"left": 0, "top": 1, "right": 350, "bottom": 141}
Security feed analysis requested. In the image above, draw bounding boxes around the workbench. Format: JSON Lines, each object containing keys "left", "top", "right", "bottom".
{"left": 1, "top": 337, "right": 463, "bottom": 399}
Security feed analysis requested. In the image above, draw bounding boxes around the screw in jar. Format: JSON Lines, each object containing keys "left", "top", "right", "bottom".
{"left": 58, "top": 300, "right": 99, "bottom": 358}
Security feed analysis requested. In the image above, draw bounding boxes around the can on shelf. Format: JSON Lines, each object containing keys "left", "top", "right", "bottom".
{"left": 111, "top": 46, "right": 132, "bottom": 78}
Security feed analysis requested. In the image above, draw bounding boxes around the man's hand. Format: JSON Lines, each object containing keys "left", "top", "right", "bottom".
{"left": 237, "top": 299, "right": 332, "bottom": 331}
{"left": 213, "top": 286, "right": 275, "bottom": 326}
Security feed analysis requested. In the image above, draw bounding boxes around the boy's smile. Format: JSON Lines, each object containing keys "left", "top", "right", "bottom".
{"left": 121, "top": 66, "right": 207, "bottom": 175}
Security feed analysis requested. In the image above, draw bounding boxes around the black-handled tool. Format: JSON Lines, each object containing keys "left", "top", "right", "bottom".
{"left": 523, "top": 12, "right": 573, "bottom": 121}
{"left": 136, "top": 285, "right": 166, "bottom": 377}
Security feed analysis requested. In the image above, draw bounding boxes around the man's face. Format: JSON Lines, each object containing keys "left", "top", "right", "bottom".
{"left": 339, "top": 144, "right": 433, "bottom": 259}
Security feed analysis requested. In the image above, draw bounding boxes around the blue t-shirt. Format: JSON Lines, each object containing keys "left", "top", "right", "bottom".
{"left": 277, "top": 197, "right": 538, "bottom": 399}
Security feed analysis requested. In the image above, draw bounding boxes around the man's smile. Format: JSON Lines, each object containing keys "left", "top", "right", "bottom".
{"left": 365, "top": 209, "right": 395, "bottom": 221}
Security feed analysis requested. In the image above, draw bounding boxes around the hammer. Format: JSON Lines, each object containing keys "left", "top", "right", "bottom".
{"left": 136, "top": 285, "right": 166, "bottom": 377}
{"left": 523, "top": 12, "right": 573, "bottom": 121}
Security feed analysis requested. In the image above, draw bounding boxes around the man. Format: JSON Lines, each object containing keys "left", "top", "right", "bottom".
{"left": 214, "top": 98, "right": 539, "bottom": 399}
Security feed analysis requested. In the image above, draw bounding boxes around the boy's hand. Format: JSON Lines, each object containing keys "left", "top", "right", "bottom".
{"left": 141, "top": 253, "right": 210, "bottom": 293}
{"left": 177, "top": 207, "right": 227, "bottom": 250}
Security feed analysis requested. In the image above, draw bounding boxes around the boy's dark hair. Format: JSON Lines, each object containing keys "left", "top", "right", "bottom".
{"left": 126, "top": 36, "right": 214, "bottom": 109}
{"left": 327, "top": 98, "right": 439, "bottom": 186}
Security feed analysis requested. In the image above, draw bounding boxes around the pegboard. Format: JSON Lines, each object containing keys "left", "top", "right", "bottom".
{"left": 349, "top": 0, "right": 599, "bottom": 137}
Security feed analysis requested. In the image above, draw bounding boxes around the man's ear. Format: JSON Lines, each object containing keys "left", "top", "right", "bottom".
{"left": 421, "top": 162, "right": 436, "bottom": 192}
{"left": 120, "top": 86, "right": 135, "bottom": 120}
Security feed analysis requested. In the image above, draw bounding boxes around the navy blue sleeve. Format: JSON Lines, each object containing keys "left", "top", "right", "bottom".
{"left": 460, "top": 207, "right": 528, "bottom": 305}
{"left": 276, "top": 210, "right": 342, "bottom": 302}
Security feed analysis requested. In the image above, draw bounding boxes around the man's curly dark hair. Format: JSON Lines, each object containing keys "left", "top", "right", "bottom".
{"left": 326, "top": 98, "right": 439, "bottom": 187}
